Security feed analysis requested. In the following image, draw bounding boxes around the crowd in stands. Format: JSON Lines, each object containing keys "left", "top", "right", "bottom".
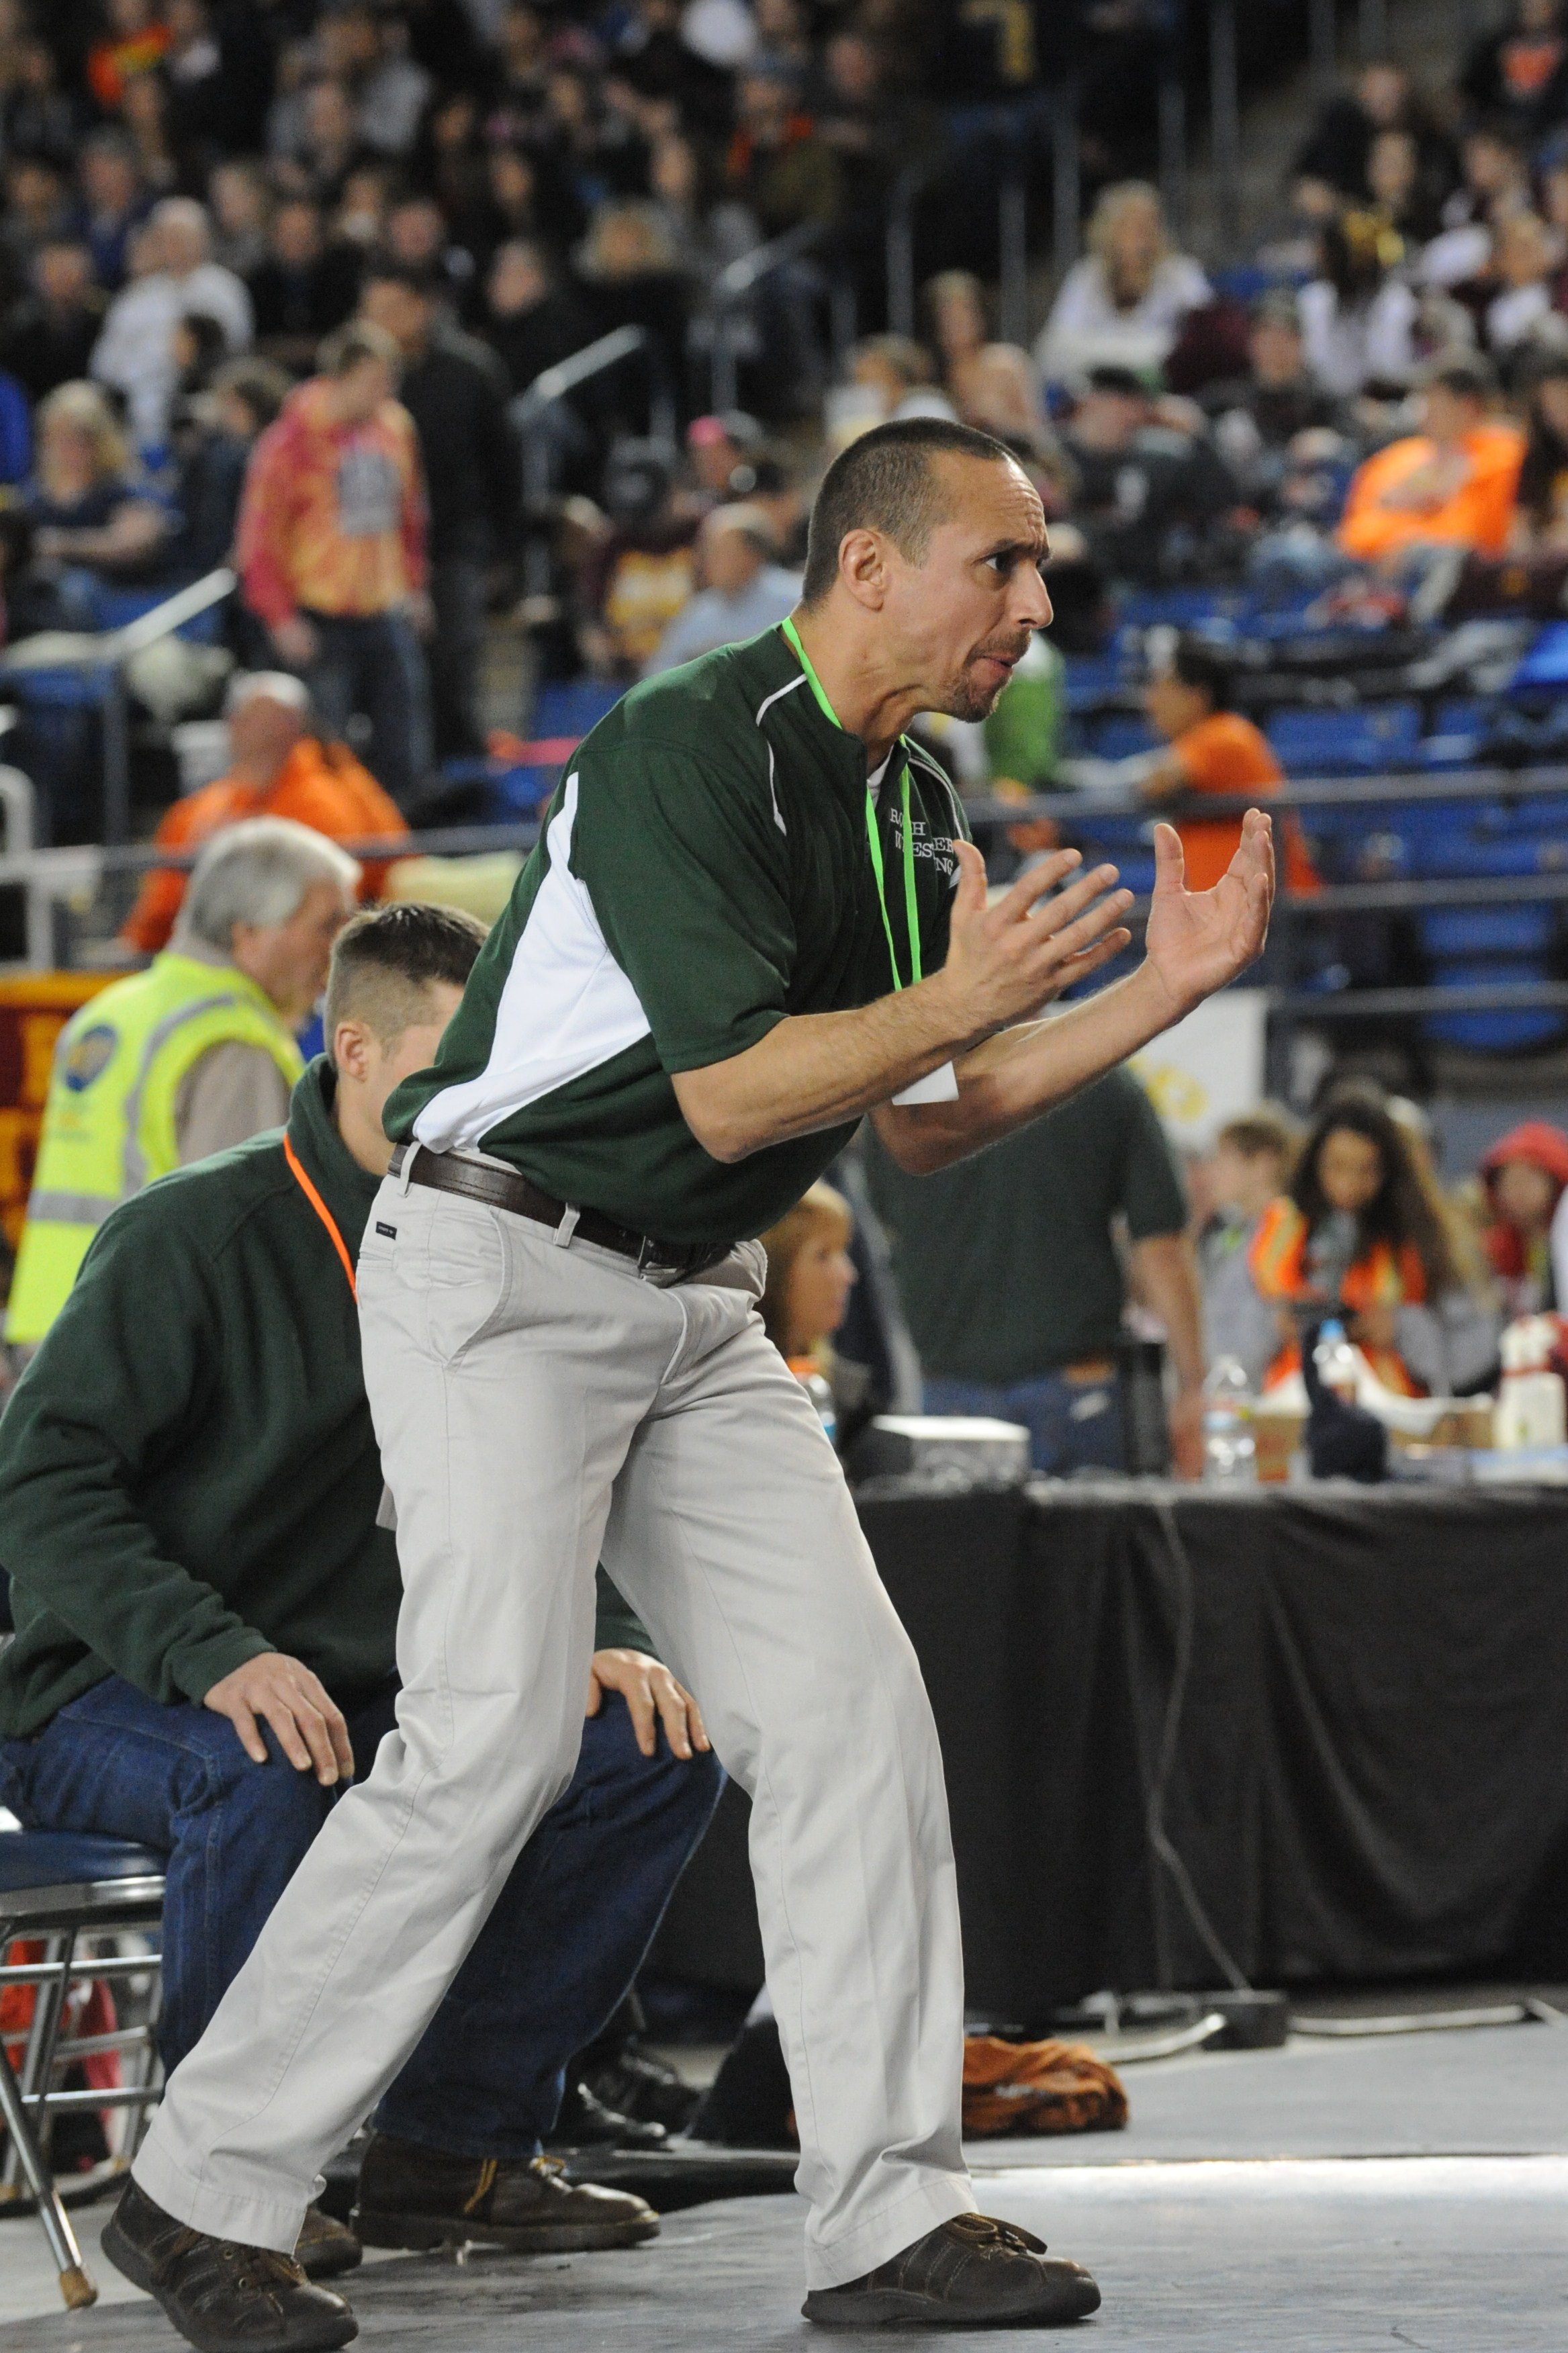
{"left": 1, "top": 3, "right": 1568, "bottom": 1442}
{"left": 6, "top": 1, "right": 1568, "bottom": 836}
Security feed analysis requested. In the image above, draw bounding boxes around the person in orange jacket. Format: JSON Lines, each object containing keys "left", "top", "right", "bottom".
{"left": 1338, "top": 354, "right": 1524, "bottom": 567}
{"left": 1058, "top": 634, "right": 1320, "bottom": 898}
{"left": 122, "top": 673, "right": 410, "bottom": 956}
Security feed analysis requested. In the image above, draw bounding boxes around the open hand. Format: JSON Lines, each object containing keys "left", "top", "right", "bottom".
{"left": 1142, "top": 811, "right": 1274, "bottom": 1023}
{"left": 938, "top": 838, "right": 1136, "bottom": 1040}
{"left": 203, "top": 1652, "right": 354, "bottom": 1785}
{"left": 586, "top": 1648, "right": 711, "bottom": 1761}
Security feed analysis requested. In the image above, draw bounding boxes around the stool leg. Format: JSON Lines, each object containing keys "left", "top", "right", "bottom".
{"left": 0, "top": 2045, "right": 97, "bottom": 2307}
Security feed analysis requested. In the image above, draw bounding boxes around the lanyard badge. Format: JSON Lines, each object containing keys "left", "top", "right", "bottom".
{"left": 780, "top": 616, "right": 923, "bottom": 991}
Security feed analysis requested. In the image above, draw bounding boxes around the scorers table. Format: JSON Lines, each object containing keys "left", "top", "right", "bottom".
{"left": 652, "top": 1479, "right": 1568, "bottom": 2017}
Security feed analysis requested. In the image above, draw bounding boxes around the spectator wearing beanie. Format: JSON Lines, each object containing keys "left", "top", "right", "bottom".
{"left": 1479, "top": 1121, "right": 1568, "bottom": 1315}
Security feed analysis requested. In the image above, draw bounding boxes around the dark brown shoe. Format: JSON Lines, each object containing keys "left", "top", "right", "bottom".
{"left": 101, "top": 2177, "right": 357, "bottom": 2353}
{"left": 802, "top": 2213, "right": 1101, "bottom": 2330}
{"left": 293, "top": 2205, "right": 362, "bottom": 2283}
{"left": 351, "top": 2131, "right": 659, "bottom": 2253}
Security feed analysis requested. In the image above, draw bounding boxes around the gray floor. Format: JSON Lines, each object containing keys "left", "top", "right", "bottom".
{"left": 5, "top": 2021, "right": 1568, "bottom": 2350}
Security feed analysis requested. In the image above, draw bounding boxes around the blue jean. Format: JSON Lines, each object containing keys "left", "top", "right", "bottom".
{"left": 299, "top": 608, "right": 432, "bottom": 810}
{"left": 923, "top": 1370, "right": 1125, "bottom": 1478}
{"left": 0, "top": 1675, "right": 721, "bottom": 2156}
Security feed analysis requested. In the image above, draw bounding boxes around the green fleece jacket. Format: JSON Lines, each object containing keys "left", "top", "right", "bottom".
{"left": 0, "top": 1058, "right": 645, "bottom": 1740}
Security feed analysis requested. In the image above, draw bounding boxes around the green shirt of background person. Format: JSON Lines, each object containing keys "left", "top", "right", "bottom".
{"left": 866, "top": 1066, "right": 1205, "bottom": 1478}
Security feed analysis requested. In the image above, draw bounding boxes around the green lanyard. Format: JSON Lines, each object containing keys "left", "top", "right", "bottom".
{"left": 780, "top": 616, "right": 922, "bottom": 991}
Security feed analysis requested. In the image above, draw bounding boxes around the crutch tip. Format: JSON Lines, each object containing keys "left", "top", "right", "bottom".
{"left": 59, "top": 2263, "right": 97, "bottom": 2308}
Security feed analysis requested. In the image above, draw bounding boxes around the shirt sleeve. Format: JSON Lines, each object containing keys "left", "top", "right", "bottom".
{"left": 0, "top": 1208, "right": 274, "bottom": 1706}
{"left": 175, "top": 1043, "right": 292, "bottom": 1165}
{"left": 575, "top": 736, "right": 797, "bottom": 1073}
{"left": 1118, "top": 1076, "right": 1189, "bottom": 1240}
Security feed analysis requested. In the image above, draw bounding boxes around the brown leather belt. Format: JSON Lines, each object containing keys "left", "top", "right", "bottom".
{"left": 391, "top": 1144, "right": 729, "bottom": 1279}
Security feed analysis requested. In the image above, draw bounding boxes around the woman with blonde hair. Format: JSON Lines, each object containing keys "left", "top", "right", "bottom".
{"left": 759, "top": 1180, "right": 872, "bottom": 1448}
{"left": 1036, "top": 181, "right": 1210, "bottom": 385}
{"left": 926, "top": 270, "right": 1050, "bottom": 452}
{"left": 25, "top": 379, "right": 171, "bottom": 599}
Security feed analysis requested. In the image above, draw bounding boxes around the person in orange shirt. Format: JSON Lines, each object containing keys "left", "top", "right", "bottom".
{"left": 235, "top": 321, "right": 433, "bottom": 805}
{"left": 1248, "top": 1085, "right": 1463, "bottom": 1396}
{"left": 1337, "top": 355, "right": 1524, "bottom": 567}
{"left": 1138, "top": 637, "right": 1320, "bottom": 895}
{"left": 122, "top": 674, "right": 410, "bottom": 956}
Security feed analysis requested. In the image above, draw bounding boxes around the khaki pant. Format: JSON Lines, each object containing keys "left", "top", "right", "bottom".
{"left": 135, "top": 1166, "right": 974, "bottom": 2287}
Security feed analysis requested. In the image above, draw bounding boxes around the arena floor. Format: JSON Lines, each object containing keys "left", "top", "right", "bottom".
{"left": 5, "top": 2017, "right": 1567, "bottom": 2350}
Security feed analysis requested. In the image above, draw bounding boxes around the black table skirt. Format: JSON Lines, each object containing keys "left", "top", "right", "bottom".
{"left": 649, "top": 1482, "right": 1568, "bottom": 2017}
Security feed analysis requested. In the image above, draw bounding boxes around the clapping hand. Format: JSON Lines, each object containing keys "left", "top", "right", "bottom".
{"left": 1142, "top": 811, "right": 1274, "bottom": 1023}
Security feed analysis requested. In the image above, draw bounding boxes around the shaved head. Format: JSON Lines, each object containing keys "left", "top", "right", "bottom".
{"left": 801, "top": 418, "right": 1017, "bottom": 604}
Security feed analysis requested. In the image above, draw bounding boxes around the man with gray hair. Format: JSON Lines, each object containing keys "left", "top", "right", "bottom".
{"left": 91, "top": 197, "right": 253, "bottom": 448}
{"left": 122, "top": 673, "right": 408, "bottom": 956}
{"left": 643, "top": 504, "right": 802, "bottom": 676}
{"left": 7, "top": 817, "right": 355, "bottom": 1344}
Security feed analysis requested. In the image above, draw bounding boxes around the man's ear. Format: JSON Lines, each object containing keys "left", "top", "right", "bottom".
{"left": 837, "top": 526, "right": 892, "bottom": 611}
{"left": 332, "top": 1017, "right": 375, "bottom": 1084}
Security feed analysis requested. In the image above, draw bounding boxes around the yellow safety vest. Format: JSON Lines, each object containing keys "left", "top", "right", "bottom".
{"left": 5, "top": 950, "right": 304, "bottom": 1346}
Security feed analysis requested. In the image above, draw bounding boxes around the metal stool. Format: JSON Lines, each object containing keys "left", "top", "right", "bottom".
{"left": 0, "top": 1831, "right": 166, "bottom": 2308}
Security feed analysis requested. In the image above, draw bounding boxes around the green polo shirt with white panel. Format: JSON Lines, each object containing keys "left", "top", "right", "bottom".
{"left": 385, "top": 624, "right": 972, "bottom": 1247}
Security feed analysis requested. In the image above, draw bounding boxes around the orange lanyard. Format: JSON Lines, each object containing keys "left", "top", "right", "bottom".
{"left": 283, "top": 1133, "right": 357, "bottom": 1299}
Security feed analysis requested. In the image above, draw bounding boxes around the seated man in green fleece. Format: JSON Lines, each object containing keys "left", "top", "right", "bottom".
{"left": 0, "top": 901, "right": 724, "bottom": 2276}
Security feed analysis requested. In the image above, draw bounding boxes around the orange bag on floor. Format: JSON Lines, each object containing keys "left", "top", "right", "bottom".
{"left": 960, "top": 2036, "right": 1128, "bottom": 2137}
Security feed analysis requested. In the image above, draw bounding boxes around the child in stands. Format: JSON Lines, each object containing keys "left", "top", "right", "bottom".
{"left": 1250, "top": 1085, "right": 1463, "bottom": 1395}
{"left": 1479, "top": 1120, "right": 1568, "bottom": 1316}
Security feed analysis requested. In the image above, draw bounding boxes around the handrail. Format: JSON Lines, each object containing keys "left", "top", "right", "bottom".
{"left": 706, "top": 220, "right": 829, "bottom": 412}
{"left": 0, "top": 567, "right": 236, "bottom": 676}
{"left": 962, "top": 764, "right": 1568, "bottom": 828}
{"left": 709, "top": 218, "right": 824, "bottom": 308}
{"left": 509, "top": 326, "right": 650, "bottom": 428}
{"left": 510, "top": 326, "right": 676, "bottom": 599}
{"left": 0, "top": 566, "right": 236, "bottom": 851}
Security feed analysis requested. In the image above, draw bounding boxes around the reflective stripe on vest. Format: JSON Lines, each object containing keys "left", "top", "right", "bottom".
{"left": 5, "top": 952, "right": 303, "bottom": 1346}
{"left": 20, "top": 1189, "right": 123, "bottom": 1228}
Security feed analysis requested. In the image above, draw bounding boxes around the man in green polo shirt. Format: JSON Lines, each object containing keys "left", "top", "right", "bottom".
{"left": 122, "top": 418, "right": 1275, "bottom": 2345}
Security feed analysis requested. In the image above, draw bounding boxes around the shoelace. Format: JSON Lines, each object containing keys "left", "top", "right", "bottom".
{"left": 220, "top": 2245, "right": 307, "bottom": 2296}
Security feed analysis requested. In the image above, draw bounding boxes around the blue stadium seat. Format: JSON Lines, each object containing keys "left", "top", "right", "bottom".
{"left": 532, "top": 679, "right": 625, "bottom": 740}
{"left": 1115, "top": 588, "right": 1248, "bottom": 631}
{"left": 1510, "top": 620, "right": 1568, "bottom": 691}
{"left": 1418, "top": 905, "right": 1555, "bottom": 959}
{"left": 1265, "top": 702, "right": 1422, "bottom": 774}
{"left": 1421, "top": 963, "right": 1565, "bottom": 1053}
{"left": 1062, "top": 655, "right": 1122, "bottom": 709}
{"left": 1412, "top": 833, "right": 1553, "bottom": 879}
{"left": 1082, "top": 715, "right": 1157, "bottom": 759}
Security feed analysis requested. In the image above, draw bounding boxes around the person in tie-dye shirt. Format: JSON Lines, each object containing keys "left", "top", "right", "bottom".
{"left": 236, "top": 320, "right": 433, "bottom": 807}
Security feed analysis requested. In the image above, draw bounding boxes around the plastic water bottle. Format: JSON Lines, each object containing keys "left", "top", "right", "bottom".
{"left": 1313, "top": 1319, "right": 1360, "bottom": 1405}
{"left": 1202, "top": 1356, "right": 1256, "bottom": 1483}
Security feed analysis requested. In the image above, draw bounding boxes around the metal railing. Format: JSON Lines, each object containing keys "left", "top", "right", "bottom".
{"left": 705, "top": 219, "right": 852, "bottom": 414}
{"left": 965, "top": 759, "right": 1568, "bottom": 1051}
{"left": 0, "top": 818, "right": 545, "bottom": 973}
{"left": 0, "top": 568, "right": 236, "bottom": 849}
{"left": 510, "top": 326, "right": 678, "bottom": 600}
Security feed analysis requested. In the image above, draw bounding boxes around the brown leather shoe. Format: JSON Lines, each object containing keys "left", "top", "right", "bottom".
{"left": 293, "top": 2205, "right": 362, "bottom": 2282}
{"left": 801, "top": 2213, "right": 1101, "bottom": 2329}
{"left": 351, "top": 2131, "right": 659, "bottom": 2253}
{"left": 101, "top": 2177, "right": 357, "bottom": 2352}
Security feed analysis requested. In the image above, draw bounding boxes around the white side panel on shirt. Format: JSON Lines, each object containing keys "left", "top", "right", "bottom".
{"left": 411, "top": 774, "right": 654, "bottom": 1152}
{"left": 892, "top": 1061, "right": 959, "bottom": 1105}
